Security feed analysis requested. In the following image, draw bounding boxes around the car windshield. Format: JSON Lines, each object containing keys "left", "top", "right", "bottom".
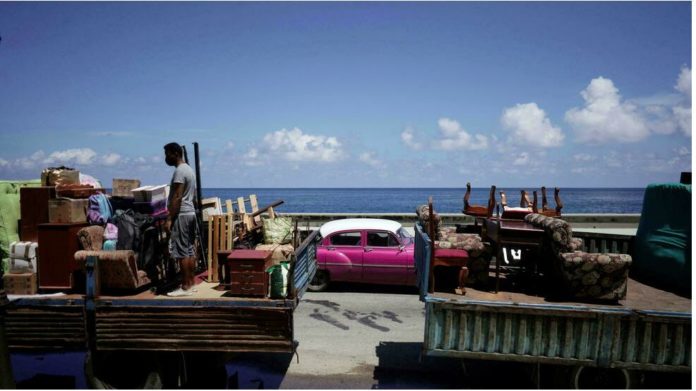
{"left": 398, "top": 228, "right": 414, "bottom": 245}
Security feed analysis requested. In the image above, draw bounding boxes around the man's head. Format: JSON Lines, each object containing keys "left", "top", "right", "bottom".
{"left": 164, "top": 142, "right": 183, "bottom": 167}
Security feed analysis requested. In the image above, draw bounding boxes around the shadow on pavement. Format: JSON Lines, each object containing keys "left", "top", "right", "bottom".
{"left": 373, "top": 342, "right": 537, "bottom": 389}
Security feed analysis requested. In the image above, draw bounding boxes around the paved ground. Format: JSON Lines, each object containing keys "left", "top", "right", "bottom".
{"left": 226, "top": 283, "right": 538, "bottom": 389}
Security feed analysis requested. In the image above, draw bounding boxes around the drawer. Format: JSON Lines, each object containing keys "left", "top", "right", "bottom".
{"left": 230, "top": 271, "right": 267, "bottom": 285}
{"left": 227, "top": 259, "right": 269, "bottom": 272}
{"left": 229, "top": 282, "right": 267, "bottom": 297}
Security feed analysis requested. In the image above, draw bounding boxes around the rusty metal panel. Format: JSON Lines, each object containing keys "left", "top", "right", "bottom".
{"left": 424, "top": 300, "right": 691, "bottom": 372}
{"left": 4, "top": 302, "right": 86, "bottom": 350}
{"left": 94, "top": 305, "right": 294, "bottom": 352}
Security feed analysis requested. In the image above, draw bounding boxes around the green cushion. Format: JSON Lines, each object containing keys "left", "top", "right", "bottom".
{"left": 263, "top": 217, "right": 293, "bottom": 245}
{"left": 0, "top": 180, "right": 41, "bottom": 261}
{"left": 633, "top": 183, "right": 691, "bottom": 295}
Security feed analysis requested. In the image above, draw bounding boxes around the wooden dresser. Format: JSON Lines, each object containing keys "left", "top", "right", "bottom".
{"left": 37, "top": 222, "right": 88, "bottom": 290}
{"left": 20, "top": 186, "right": 56, "bottom": 242}
{"left": 226, "top": 250, "right": 272, "bottom": 297}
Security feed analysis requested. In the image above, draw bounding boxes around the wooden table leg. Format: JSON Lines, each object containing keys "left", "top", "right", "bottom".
{"left": 455, "top": 266, "right": 469, "bottom": 295}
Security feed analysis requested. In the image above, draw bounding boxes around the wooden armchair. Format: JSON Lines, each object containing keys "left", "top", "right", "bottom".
{"left": 74, "top": 226, "right": 151, "bottom": 291}
{"left": 463, "top": 183, "right": 496, "bottom": 224}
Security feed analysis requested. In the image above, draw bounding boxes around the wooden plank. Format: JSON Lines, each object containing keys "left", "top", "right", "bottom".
{"left": 458, "top": 312, "right": 469, "bottom": 351}
{"left": 225, "top": 199, "right": 233, "bottom": 215}
{"left": 237, "top": 197, "right": 246, "bottom": 214}
{"left": 249, "top": 194, "right": 259, "bottom": 213}
{"left": 656, "top": 324, "right": 669, "bottom": 365}
{"left": 486, "top": 313, "right": 497, "bottom": 353}
{"left": 640, "top": 322, "right": 653, "bottom": 363}
{"left": 532, "top": 317, "right": 543, "bottom": 356}
{"left": 672, "top": 325, "right": 685, "bottom": 365}
{"left": 207, "top": 218, "right": 213, "bottom": 281}
{"left": 502, "top": 314, "right": 512, "bottom": 354}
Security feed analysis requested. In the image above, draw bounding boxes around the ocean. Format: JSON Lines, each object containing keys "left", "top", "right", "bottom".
{"left": 200, "top": 188, "right": 645, "bottom": 214}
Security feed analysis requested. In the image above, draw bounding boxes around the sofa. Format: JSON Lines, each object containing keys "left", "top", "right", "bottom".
{"left": 525, "top": 213, "right": 632, "bottom": 300}
{"left": 74, "top": 225, "right": 150, "bottom": 291}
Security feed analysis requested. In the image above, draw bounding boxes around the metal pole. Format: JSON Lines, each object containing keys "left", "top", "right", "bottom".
{"left": 0, "top": 289, "right": 16, "bottom": 388}
{"left": 192, "top": 142, "right": 207, "bottom": 269}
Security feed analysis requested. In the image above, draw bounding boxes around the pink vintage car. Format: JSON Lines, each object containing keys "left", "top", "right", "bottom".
{"left": 308, "top": 218, "right": 416, "bottom": 291}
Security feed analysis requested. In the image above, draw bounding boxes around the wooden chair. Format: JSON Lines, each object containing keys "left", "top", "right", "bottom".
{"left": 535, "top": 187, "right": 563, "bottom": 217}
{"left": 499, "top": 189, "right": 535, "bottom": 220}
{"left": 428, "top": 197, "right": 469, "bottom": 295}
{"left": 463, "top": 183, "right": 497, "bottom": 225}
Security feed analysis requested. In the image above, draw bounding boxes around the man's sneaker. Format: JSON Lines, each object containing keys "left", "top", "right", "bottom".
{"left": 167, "top": 288, "right": 193, "bottom": 297}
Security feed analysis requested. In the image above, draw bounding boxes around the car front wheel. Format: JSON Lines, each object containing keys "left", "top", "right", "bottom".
{"left": 308, "top": 270, "right": 329, "bottom": 292}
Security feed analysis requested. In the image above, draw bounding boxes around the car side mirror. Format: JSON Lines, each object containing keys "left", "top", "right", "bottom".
{"left": 399, "top": 245, "right": 405, "bottom": 252}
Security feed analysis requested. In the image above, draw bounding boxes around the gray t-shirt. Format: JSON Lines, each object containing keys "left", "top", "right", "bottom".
{"left": 169, "top": 163, "right": 196, "bottom": 216}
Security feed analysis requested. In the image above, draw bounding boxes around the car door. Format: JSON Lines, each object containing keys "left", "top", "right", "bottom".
{"left": 362, "top": 230, "right": 409, "bottom": 285}
{"left": 323, "top": 230, "right": 363, "bottom": 282}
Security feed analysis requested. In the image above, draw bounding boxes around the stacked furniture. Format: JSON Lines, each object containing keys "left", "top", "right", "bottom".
{"left": 417, "top": 199, "right": 493, "bottom": 293}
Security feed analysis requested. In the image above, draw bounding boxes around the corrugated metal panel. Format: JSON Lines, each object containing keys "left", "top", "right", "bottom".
{"left": 95, "top": 306, "right": 293, "bottom": 352}
{"left": 293, "top": 229, "right": 319, "bottom": 299}
{"left": 425, "top": 302, "right": 691, "bottom": 372}
{"left": 4, "top": 304, "right": 86, "bottom": 350}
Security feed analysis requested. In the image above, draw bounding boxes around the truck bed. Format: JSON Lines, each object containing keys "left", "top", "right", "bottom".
{"left": 431, "top": 277, "right": 691, "bottom": 314}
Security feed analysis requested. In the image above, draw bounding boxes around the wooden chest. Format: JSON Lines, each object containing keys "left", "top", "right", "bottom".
{"left": 3, "top": 272, "right": 37, "bottom": 295}
{"left": 19, "top": 186, "right": 56, "bottom": 242}
{"left": 37, "top": 222, "right": 88, "bottom": 290}
{"left": 226, "top": 250, "right": 272, "bottom": 297}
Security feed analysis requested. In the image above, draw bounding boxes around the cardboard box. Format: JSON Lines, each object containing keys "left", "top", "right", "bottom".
{"left": 48, "top": 198, "right": 88, "bottom": 223}
{"left": 112, "top": 179, "right": 141, "bottom": 198}
{"left": 3, "top": 272, "right": 37, "bottom": 295}
{"left": 41, "top": 168, "right": 80, "bottom": 187}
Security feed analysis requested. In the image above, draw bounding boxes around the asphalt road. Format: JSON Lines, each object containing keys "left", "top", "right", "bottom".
{"left": 226, "top": 283, "right": 538, "bottom": 389}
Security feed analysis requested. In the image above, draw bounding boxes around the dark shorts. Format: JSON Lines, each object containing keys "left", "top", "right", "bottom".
{"left": 169, "top": 214, "right": 196, "bottom": 259}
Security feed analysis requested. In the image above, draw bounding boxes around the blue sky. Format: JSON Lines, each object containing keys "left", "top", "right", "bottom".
{"left": 0, "top": 2, "right": 691, "bottom": 188}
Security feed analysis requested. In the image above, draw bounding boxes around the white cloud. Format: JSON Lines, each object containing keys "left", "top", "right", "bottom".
{"left": 501, "top": 103, "right": 564, "bottom": 147}
{"left": 673, "top": 106, "right": 691, "bottom": 137}
{"left": 565, "top": 77, "right": 650, "bottom": 144}
{"left": 677, "top": 146, "right": 691, "bottom": 156}
{"left": 262, "top": 127, "right": 344, "bottom": 162}
{"left": 225, "top": 141, "right": 235, "bottom": 150}
{"left": 433, "top": 118, "right": 488, "bottom": 150}
{"left": 0, "top": 158, "right": 8, "bottom": 168}
{"left": 673, "top": 66, "right": 692, "bottom": 137}
{"left": 134, "top": 157, "right": 147, "bottom": 164}
{"left": 359, "top": 152, "right": 384, "bottom": 168}
{"left": 401, "top": 127, "right": 422, "bottom": 150}
{"left": 573, "top": 153, "right": 596, "bottom": 162}
{"left": 102, "top": 153, "right": 121, "bottom": 166}
{"left": 513, "top": 152, "right": 530, "bottom": 166}
{"left": 243, "top": 147, "right": 263, "bottom": 167}
{"left": 675, "top": 66, "right": 691, "bottom": 97}
{"left": 43, "top": 148, "right": 97, "bottom": 165}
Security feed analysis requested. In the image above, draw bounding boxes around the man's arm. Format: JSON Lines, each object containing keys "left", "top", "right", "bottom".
{"left": 167, "top": 182, "right": 184, "bottom": 231}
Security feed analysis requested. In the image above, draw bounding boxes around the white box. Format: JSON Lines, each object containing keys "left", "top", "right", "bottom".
{"left": 10, "top": 258, "right": 36, "bottom": 273}
{"left": 131, "top": 185, "right": 169, "bottom": 203}
{"left": 10, "top": 241, "right": 38, "bottom": 260}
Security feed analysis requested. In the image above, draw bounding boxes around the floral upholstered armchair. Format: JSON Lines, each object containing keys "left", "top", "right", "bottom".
{"left": 525, "top": 213, "right": 632, "bottom": 300}
{"left": 74, "top": 225, "right": 151, "bottom": 291}
{"left": 416, "top": 204, "right": 493, "bottom": 285}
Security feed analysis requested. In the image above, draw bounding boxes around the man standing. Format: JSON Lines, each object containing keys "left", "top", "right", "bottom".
{"left": 163, "top": 142, "right": 198, "bottom": 297}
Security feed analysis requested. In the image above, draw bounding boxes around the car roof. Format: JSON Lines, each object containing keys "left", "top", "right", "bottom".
{"left": 319, "top": 218, "right": 402, "bottom": 238}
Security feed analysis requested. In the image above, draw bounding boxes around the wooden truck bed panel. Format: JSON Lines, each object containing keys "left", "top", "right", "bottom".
{"left": 431, "top": 278, "right": 691, "bottom": 314}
